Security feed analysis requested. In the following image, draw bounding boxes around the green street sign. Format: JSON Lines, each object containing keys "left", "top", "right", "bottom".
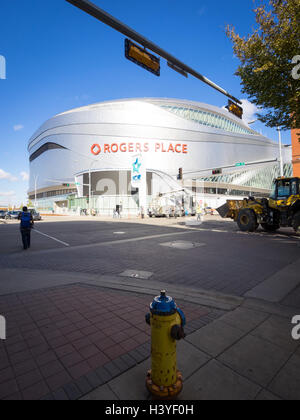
{"left": 235, "top": 162, "right": 245, "bottom": 167}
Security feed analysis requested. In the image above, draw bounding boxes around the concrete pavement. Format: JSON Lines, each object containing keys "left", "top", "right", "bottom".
{"left": 0, "top": 216, "right": 299, "bottom": 400}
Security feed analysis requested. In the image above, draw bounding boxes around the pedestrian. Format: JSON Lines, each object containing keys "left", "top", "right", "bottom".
{"left": 196, "top": 205, "right": 203, "bottom": 222}
{"left": 18, "top": 207, "right": 34, "bottom": 250}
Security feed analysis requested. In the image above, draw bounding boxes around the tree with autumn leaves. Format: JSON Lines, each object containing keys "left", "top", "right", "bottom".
{"left": 226, "top": 0, "right": 300, "bottom": 131}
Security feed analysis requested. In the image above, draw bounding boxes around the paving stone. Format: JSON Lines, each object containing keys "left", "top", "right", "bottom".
{"left": 39, "top": 360, "right": 65, "bottom": 378}
{"left": 4, "top": 392, "right": 23, "bottom": 401}
{"left": 85, "top": 370, "right": 104, "bottom": 388}
{"left": 16, "top": 369, "right": 43, "bottom": 390}
{"left": 219, "top": 307, "right": 269, "bottom": 332}
{"left": 41, "top": 393, "right": 55, "bottom": 401}
{"left": 74, "top": 376, "right": 93, "bottom": 396}
{"left": 35, "top": 351, "right": 57, "bottom": 367}
{"left": 63, "top": 382, "right": 82, "bottom": 401}
{"left": 0, "top": 279, "right": 262, "bottom": 400}
{"left": 218, "top": 334, "right": 291, "bottom": 387}
{"left": 22, "top": 380, "right": 50, "bottom": 401}
{"left": 0, "top": 366, "right": 15, "bottom": 384}
{"left": 179, "top": 359, "right": 260, "bottom": 400}
{"left": 112, "top": 357, "right": 129, "bottom": 373}
{"left": 186, "top": 320, "right": 245, "bottom": 357}
{"left": 80, "top": 384, "right": 118, "bottom": 401}
{"left": 129, "top": 349, "right": 147, "bottom": 364}
{"left": 120, "top": 354, "right": 137, "bottom": 370}
{"left": 103, "top": 361, "right": 122, "bottom": 378}
{"left": 68, "top": 361, "right": 92, "bottom": 380}
{"left": 177, "top": 339, "right": 211, "bottom": 378}
{"left": 46, "top": 370, "right": 73, "bottom": 392}
{"left": 250, "top": 315, "right": 299, "bottom": 352}
{"left": 0, "top": 379, "right": 19, "bottom": 400}
{"left": 255, "top": 390, "right": 282, "bottom": 400}
{"left": 269, "top": 353, "right": 300, "bottom": 400}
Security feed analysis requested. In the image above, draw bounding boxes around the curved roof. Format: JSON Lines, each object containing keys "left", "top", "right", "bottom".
{"left": 56, "top": 97, "right": 253, "bottom": 129}
{"left": 28, "top": 97, "right": 265, "bottom": 150}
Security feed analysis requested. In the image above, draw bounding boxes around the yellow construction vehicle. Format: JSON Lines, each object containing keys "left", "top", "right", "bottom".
{"left": 217, "top": 177, "right": 300, "bottom": 233}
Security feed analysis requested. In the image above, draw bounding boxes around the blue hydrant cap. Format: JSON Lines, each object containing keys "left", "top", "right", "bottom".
{"left": 150, "top": 290, "right": 177, "bottom": 315}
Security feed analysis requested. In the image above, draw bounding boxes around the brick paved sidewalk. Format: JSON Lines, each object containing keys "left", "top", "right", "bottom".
{"left": 0, "top": 284, "right": 222, "bottom": 400}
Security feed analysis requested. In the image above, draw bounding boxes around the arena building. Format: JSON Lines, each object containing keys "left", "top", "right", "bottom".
{"left": 28, "top": 98, "right": 292, "bottom": 215}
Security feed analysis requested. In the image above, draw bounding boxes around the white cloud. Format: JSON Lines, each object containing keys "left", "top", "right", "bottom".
{"left": 13, "top": 124, "right": 24, "bottom": 131}
{"left": 240, "top": 99, "right": 259, "bottom": 125}
{"left": 0, "top": 169, "right": 18, "bottom": 182}
{"left": 20, "top": 171, "right": 29, "bottom": 181}
{"left": 0, "top": 191, "right": 16, "bottom": 197}
{"left": 222, "top": 99, "right": 259, "bottom": 126}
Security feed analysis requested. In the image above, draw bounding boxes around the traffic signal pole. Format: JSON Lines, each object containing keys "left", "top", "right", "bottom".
{"left": 66, "top": 0, "right": 242, "bottom": 105}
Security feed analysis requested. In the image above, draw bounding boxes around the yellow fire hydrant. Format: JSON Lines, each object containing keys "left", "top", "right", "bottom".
{"left": 145, "top": 290, "right": 186, "bottom": 398}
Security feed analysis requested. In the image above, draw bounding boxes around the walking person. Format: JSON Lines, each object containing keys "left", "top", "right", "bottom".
{"left": 18, "top": 207, "right": 34, "bottom": 250}
{"left": 196, "top": 204, "right": 203, "bottom": 223}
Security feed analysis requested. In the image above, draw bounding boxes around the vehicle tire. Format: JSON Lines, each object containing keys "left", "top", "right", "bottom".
{"left": 237, "top": 209, "right": 258, "bottom": 232}
{"left": 292, "top": 211, "right": 300, "bottom": 232}
{"left": 261, "top": 223, "right": 280, "bottom": 232}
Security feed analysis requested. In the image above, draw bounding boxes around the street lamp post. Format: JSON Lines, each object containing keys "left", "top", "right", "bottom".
{"left": 34, "top": 175, "right": 39, "bottom": 209}
{"left": 89, "top": 159, "right": 99, "bottom": 211}
{"left": 277, "top": 127, "right": 284, "bottom": 177}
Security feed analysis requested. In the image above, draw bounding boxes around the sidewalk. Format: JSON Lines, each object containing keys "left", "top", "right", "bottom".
{"left": 0, "top": 263, "right": 299, "bottom": 400}
{"left": 82, "top": 304, "right": 299, "bottom": 401}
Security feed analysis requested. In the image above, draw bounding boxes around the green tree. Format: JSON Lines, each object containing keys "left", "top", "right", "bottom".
{"left": 226, "top": 0, "right": 300, "bottom": 130}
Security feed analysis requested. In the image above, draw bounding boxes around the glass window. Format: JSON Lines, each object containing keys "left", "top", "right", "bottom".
{"left": 277, "top": 180, "right": 291, "bottom": 198}
{"left": 160, "top": 105, "right": 253, "bottom": 135}
{"left": 291, "top": 180, "right": 298, "bottom": 196}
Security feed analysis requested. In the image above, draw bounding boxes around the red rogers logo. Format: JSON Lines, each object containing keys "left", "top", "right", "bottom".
{"left": 91, "top": 144, "right": 101, "bottom": 155}
{"left": 91, "top": 142, "right": 188, "bottom": 155}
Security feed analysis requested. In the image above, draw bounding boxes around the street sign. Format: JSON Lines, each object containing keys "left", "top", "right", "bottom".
{"left": 125, "top": 39, "right": 160, "bottom": 76}
{"left": 226, "top": 100, "right": 243, "bottom": 119}
{"left": 235, "top": 162, "right": 246, "bottom": 167}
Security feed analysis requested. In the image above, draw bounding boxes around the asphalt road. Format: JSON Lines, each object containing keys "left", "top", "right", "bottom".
{"left": 0, "top": 217, "right": 299, "bottom": 297}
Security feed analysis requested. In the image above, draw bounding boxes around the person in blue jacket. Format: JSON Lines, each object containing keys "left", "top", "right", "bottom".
{"left": 18, "top": 207, "right": 34, "bottom": 250}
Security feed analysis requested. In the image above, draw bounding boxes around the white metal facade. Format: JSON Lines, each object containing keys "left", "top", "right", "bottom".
{"left": 28, "top": 98, "right": 288, "bottom": 209}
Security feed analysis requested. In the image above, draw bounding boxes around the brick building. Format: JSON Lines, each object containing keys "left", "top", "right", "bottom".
{"left": 292, "top": 129, "right": 300, "bottom": 177}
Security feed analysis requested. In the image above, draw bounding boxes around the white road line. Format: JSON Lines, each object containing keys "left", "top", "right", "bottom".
{"left": 33, "top": 229, "right": 70, "bottom": 247}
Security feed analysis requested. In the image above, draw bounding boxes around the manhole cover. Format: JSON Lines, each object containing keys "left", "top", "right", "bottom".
{"left": 160, "top": 241, "right": 206, "bottom": 250}
{"left": 120, "top": 270, "right": 154, "bottom": 279}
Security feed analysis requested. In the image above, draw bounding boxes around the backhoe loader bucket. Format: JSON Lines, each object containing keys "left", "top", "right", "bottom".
{"left": 217, "top": 203, "right": 231, "bottom": 218}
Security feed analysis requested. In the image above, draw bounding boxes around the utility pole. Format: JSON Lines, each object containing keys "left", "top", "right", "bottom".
{"left": 34, "top": 175, "right": 39, "bottom": 209}
{"left": 277, "top": 127, "right": 284, "bottom": 177}
{"left": 66, "top": 0, "right": 242, "bottom": 105}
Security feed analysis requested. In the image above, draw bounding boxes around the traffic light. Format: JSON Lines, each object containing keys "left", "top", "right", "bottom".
{"left": 62, "top": 183, "right": 70, "bottom": 187}
{"left": 125, "top": 39, "right": 160, "bottom": 76}
{"left": 178, "top": 168, "right": 183, "bottom": 180}
{"left": 226, "top": 100, "right": 243, "bottom": 119}
{"left": 212, "top": 169, "right": 222, "bottom": 175}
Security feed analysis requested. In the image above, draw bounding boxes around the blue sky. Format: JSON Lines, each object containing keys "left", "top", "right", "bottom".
{"left": 0, "top": 0, "right": 291, "bottom": 206}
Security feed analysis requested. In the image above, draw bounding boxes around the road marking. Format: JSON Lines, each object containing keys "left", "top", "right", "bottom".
{"left": 33, "top": 229, "right": 70, "bottom": 247}
{"left": 21, "top": 230, "right": 192, "bottom": 255}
